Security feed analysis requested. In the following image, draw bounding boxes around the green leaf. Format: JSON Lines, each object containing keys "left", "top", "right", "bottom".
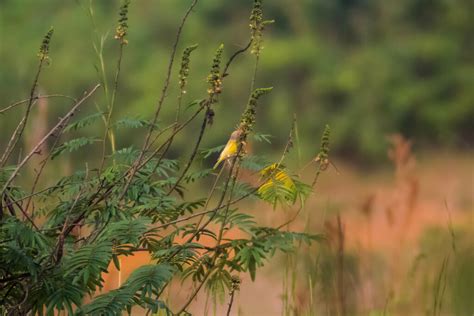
{"left": 252, "top": 132, "right": 272, "bottom": 144}
{"left": 77, "top": 287, "right": 135, "bottom": 316}
{"left": 63, "top": 112, "right": 104, "bottom": 133}
{"left": 97, "top": 218, "right": 151, "bottom": 246}
{"left": 64, "top": 240, "right": 113, "bottom": 291}
{"left": 248, "top": 255, "right": 256, "bottom": 281}
{"left": 78, "top": 264, "right": 174, "bottom": 315}
{"left": 183, "top": 168, "right": 212, "bottom": 183}
{"left": 240, "top": 155, "right": 271, "bottom": 171}
{"left": 44, "top": 275, "right": 84, "bottom": 316}
{"left": 113, "top": 117, "right": 151, "bottom": 129}
{"left": 215, "top": 209, "right": 257, "bottom": 236}
{"left": 52, "top": 137, "right": 100, "bottom": 159}
{"left": 123, "top": 264, "right": 174, "bottom": 294}
{"left": 206, "top": 268, "right": 233, "bottom": 303}
{"left": 200, "top": 145, "right": 224, "bottom": 159}
{"left": 112, "top": 254, "right": 121, "bottom": 271}
{"left": 184, "top": 99, "right": 204, "bottom": 111}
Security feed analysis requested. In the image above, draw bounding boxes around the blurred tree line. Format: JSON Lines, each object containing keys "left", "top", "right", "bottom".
{"left": 1, "top": 0, "right": 473, "bottom": 164}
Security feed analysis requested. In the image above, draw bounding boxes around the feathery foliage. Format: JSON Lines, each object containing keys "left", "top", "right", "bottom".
{"left": 0, "top": 1, "right": 329, "bottom": 315}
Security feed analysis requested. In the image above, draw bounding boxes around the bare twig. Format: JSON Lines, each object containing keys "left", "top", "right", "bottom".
{"left": 226, "top": 288, "right": 236, "bottom": 316}
{"left": 118, "top": 104, "right": 205, "bottom": 200}
{"left": 0, "top": 118, "right": 26, "bottom": 167}
{"left": 222, "top": 40, "right": 252, "bottom": 77}
{"left": 128, "top": 0, "right": 199, "bottom": 185}
{"left": 1, "top": 57, "right": 46, "bottom": 167}
{"left": 0, "top": 94, "right": 76, "bottom": 115}
{"left": 24, "top": 106, "right": 75, "bottom": 214}
{"left": 99, "top": 42, "right": 125, "bottom": 172}
{"left": 53, "top": 165, "right": 90, "bottom": 264}
{"left": 0, "top": 84, "right": 100, "bottom": 197}
{"left": 166, "top": 109, "right": 208, "bottom": 195}
{"left": 2, "top": 192, "right": 38, "bottom": 230}
{"left": 336, "top": 214, "right": 345, "bottom": 316}
{"left": 179, "top": 165, "right": 244, "bottom": 314}
{"left": 174, "top": 149, "right": 243, "bottom": 314}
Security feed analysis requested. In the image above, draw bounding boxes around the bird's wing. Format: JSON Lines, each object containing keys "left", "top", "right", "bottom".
{"left": 213, "top": 140, "right": 237, "bottom": 169}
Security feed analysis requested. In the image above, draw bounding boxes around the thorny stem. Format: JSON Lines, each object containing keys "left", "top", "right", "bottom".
{"left": 147, "top": 44, "right": 259, "bottom": 307}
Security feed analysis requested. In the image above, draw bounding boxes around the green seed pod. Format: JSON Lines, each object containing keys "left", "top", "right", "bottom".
{"left": 178, "top": 44, "right": 198, "bottom": 93}
{"left": 38, "top": 27, "right": 54, "bottom": 60}
{"left": 115, "top": 0, "right": 131, "bottom": 44}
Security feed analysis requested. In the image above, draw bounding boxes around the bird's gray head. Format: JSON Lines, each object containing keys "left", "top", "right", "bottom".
{"left": 230, "top": 129, "right": 242, "bottom": 140}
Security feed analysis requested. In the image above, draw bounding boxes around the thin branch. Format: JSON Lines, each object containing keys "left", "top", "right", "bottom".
{"left": 0, "top": 57, "right": 45, "bottom": 167}
{"left": 0, "top": 117, "right": 26, "bottom": 167}
{"left": 222, "top": 40, "right": 252, "bottom": 77}
{"left": 2, "top": 179, "right": 96, "bottom": 210}
{"left": 99, "top": 42, "right": 125, "bottom": 172}
{"left": 24, "top": 100, "right": 77, "bottom": 213}
{"left": 249, "top": 54, "right": 260, "bottom": 93}
{"left": 0, "top": 84, "right": 100, "bottom": 197}
{"left": 173, "top": 148, "right": 243, "bottom": 314}
{"left": 166, "top": 110, "right": 208, "bottom": 195}
{"left": 166, "top": 41, "right": 251, "bottom": 196}
{"left": 2, "top": 192, "right": 38, "bottom": 230}
{"left": 0, "top": 94, "right": 77, "bottom": 115}
{"left": 53, "top": 165, "right": 89, "bottom": 264}
{"left": 175, "top": 165, "right": 244, "bottom": 314}
{"left": 226, "top": 288, "right": 237, "bottom": 316}
{"left": 128, "top": 0, "right": 199, "bottom": 187}
{"left": 118, "top": 104, "right": 205, "bottom": 200}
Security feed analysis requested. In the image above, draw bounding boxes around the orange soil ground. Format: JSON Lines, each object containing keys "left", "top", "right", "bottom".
{"left": 99, "top": 151, "right": 473, "bottom": 315}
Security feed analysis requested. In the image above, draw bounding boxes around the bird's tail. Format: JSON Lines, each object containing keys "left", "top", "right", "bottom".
{"left": 213, "top": 159, "right": 222, "bottom": 170}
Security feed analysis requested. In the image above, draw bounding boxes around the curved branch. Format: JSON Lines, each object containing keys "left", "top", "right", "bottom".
{"left": 0, "top": 84, "right": 100, "bottom": 197}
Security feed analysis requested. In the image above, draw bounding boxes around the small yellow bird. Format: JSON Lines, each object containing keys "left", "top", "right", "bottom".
{"left": 213, "top": 129, "right": 242, "bottom": 169}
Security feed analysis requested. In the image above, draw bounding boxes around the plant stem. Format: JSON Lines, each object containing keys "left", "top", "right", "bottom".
{"left": 99, "top": 42, "right": 125, "bottom": 172}
{"left": 0, "top": 84, "right": 100, "bottom": 197}
{"left": 0, "top": 58, "right": 45, "bottom": 167}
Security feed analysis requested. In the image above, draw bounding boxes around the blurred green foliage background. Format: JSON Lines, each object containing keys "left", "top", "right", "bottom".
{"left": 1, "top": 0, "right": 473, "bottom": 164}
